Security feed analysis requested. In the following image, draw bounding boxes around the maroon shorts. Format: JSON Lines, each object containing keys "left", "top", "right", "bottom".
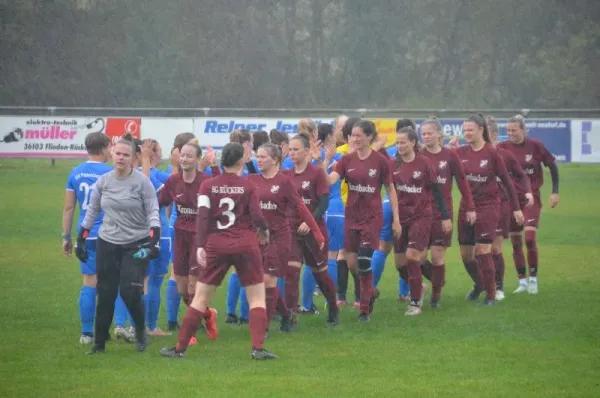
{"left": 521, "top": 193, "right": 542, "bottom": 229}
{"left": 173, "top": 229, "right": 198, "bottom": 277}
{"left": 261, "top": 230, "right": 291, "bottom": 277}
{"left": 343, "top": 216, "right": 383, "bottom": 253}
{"left": 199, "top": 244, "right": 263, "bottom": 287}
{"left": 395, "top": 216, "right": 432, "bottom": 253}
{"left": 458, "top": 202, "right": 499, "bottom": 245}
{"left": 429, "top": 208, "right": 453, "bottom": 248}
{"left": 289, "top": 224, "right": 328, "bottom": 269}
{"left": 496, "top": 200, "right": 511, "bottom": 239}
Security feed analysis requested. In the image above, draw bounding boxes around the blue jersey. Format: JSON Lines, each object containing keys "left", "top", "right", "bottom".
{"left": 323, "top": 149, "right": 344, "bottom": 214}
{"left": 386, "top": 145, "right": 397, "bottom": 159}
{"left": 281, "top": 156, "right": 294, "bottom": 170}
{"left": 142, "top": 168, "right": 170, "bottom": 237}
{"left": 66, "top": 161, "right": 112, "bottom": 238}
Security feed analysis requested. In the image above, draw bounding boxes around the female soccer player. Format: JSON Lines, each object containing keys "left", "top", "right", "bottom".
{"left": 78, "top": 136, "right": 161, "bottom": 354}
{"left": 270, "top": 129, "right": 290, "bottom": 160}
{"left": 159, "top": 142, "right": 216, "bottom": 308}
{"left": 62, "top": 132, "right": 112, "bottom": 344}
{"left": 419, "top": 118, "right": 475, "bottom": 307}
{"left": 160, "top": 142, "right": 277, "bottom": 360}
{"left": 250, "top": 143, "right": 327, "bottom": 332}
{"left": 373, "top": 118, "right": 417, "bottom": 300}
{"left": 286, "top": 135, "right": 339, "bottom": 325}
{"left": 486, "top": 116, "right": 533, "bottom": 300}
{"left": 498, "top": 115, "right": 560, "bottom": 294}
{"left": 455, "top": 114, "right": 524, "bottom": 306}
{"left": 392, "top": 126, "right": 452, "bottom": 315}
{"left": 324, "top": 120, "right": 401, "bottom": 322}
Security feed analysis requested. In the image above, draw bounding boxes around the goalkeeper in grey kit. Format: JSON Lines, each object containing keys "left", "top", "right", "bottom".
{"left": 76, "top": 136, "right": 161, "bottom": 354}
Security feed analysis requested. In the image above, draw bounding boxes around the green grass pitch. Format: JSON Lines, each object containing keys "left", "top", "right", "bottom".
{"left": 0, "top": 159, "right": 599, "bottom": 397}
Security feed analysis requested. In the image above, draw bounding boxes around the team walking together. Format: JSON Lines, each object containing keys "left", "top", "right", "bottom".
{"left": 61, "top": 114, "right": 560, "bottom": 359}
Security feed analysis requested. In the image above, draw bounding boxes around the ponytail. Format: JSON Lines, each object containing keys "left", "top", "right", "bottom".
{"left": 467, "top": 113, "right": 490, "bottom": 144}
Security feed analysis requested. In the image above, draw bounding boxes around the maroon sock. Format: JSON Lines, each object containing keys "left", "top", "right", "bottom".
{"left": 265, "top": 287, "right": 278, "bottom": 324}
{"left": 313, "top": 271, "right": 338, "bottom": 310}
{"left": 525, "top": 230, "right": 538, "bottom": 277}
{"left": 476, "top": 253, "right": 496, "bottom": 300}
{"left": 358, "top": 272, "right": 373, "bottom": 313}
{"left": 406, "top": 259, "right": 423, "bottom": 303}
{"left": 285, "top": 267, "right": 301, "bottom": 312}
{"left": 249, "top": 307, "right": 267, "bottom": 350}
{"left": 463, "top": 259, "right": 481, "bottom": 289}
{"left": 431, "top": 263, "right": 445, "bottom": 302}
{"left": 493, "top": 254, "right": 505, "bottom": 290}
{"left": 511, "top": 234, "right": 527, "bottom": 279}
{"left": 276, "top": 289, "right": 290, "bottom": 318}
{"left": 175, "top": 306, "right": 204, "bottom": 352}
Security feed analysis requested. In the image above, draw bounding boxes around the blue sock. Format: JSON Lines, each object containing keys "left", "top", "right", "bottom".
{"left": 78, "top": 285, "right": 96, "bottom": 335}
{"left": 226, "top": 273, "right": 241, "bottom": 315}
{"left": 399, "top": 277, "right": 409, "bottom": 297}
{"left": 277, "top": 277, "right": 286, "bottom": 296}
{"left": 114, "top": 293, "right": 128, "bottom": 327}
{"left": 147, "top": 275, "right": 163, "bottom": 330}
{"left": 301, "top": 266, "right": 316, "bottom": 309}
{"left": 372, "top": 249, "right": 388, "bottom": 287}
{"left": 327, "top": 258, "right": 338, "bottom": 286}
{"left": 166, "top": 279, "right": 180, "bottom": 324}
{"left": 239, "top": 287, "right": 249, "bottom": 320}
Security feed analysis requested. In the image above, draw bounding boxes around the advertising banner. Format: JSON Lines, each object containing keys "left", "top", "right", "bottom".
{"left": 571, "top": 120, "right": 600, "bottom": 163}
{"left": 140, "top": 118, "right": 194, "bottom": 159}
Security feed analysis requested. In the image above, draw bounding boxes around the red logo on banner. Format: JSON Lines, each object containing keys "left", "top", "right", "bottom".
{"left": 105, "top": 118, "right": 141, "bottom": 145}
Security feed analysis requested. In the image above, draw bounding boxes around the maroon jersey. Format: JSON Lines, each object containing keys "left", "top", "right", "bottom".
{"left": 421, "top": 147, "right": 475, "bottom": 217}
{"left": 196, "top": 172, "right": 267, "bottom": 251}
{"left": 497, "top": 137, "right": 555, "bottom": 194}
{"left": 286, "top": 163, "right": 329, "bottom": 227}
{"left": 497, "top": 147, "right": 532, "bottom": 203}
{"left": 391, "top": 155, "right": 436, "bottom": 224}
{"left": 335, "top": 150, "right": 392, "bottom": 228}
{"left": 159, "top": 172, "right": 212, "bottom": 232}
{"left": 247, "top": 172, "right": 300, "bottom": 234}
{"left": 455, "top": 143, "right": 519, "bottom": 211}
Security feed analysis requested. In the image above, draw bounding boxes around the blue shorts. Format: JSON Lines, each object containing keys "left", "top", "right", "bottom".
{"left": 379, "top": 200, "right": 394, "bottom": 243}
{"left": 169, "top": 226, "right": 175, "bottom": 263}
{"left": 148, "top": 237, "right": 172, "bottom": 276}
{"left": 326, "top": 213, "right": 345, "bottom": 252}
{"left": 80, "top": 239, "right": 97, "bottom": 275}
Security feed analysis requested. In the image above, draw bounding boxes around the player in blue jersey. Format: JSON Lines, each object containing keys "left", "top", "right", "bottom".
{"left": 371, "top": 119, "right": 415, "bottom": 300}
{"left": 62, "top": 132, "right": 112, "bottom": 344}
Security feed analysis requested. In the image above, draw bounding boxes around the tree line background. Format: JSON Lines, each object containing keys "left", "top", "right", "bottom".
{"left": 1, "top": 0, "right": 598, "bottom": 109}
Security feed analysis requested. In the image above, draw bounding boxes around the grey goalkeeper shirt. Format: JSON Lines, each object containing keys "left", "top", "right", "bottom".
{"left": 82, "top": 169, "right": 160, "bottom": 245}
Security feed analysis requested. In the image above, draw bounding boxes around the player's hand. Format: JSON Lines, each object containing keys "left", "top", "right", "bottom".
{"left": 318, "top": 240, "right": 325, "bottom": 250}
{"left": 205, "top": 145, "right": 218, "bottom": 166}
{"left": 324, "top": 143, "right": 336, "bottom": 162}
{"left": 466, "top": 211, "right": 476, "bottom": 225}
{"left": 549, "top": 193, "right": 559, "bottom": 208}
{"left": 525, "top": 193, "right": 534, "bottom": 207}
{"left": 258, "top": 229, "right": 270, "bottom": 245}
{"left": 74, "top": 228, "right": 89, "bottom": 262}
{"left": 310, "top": 140, "right": 322, "bottom": 161}
{"left": 62, "top": 238, "right": 73, "bottom": 256}
{"left": 447, "top": 135, "right": 459, "bottom": 149}
{"left": 297, "top": 222, "right": 310, "bottom": 235}
{"left": 441, "top": 219, "right": 453, "bottom": 234}
{"left": 140, "top": 139, "right": 154, "bottom": 159}
{"left": 392, "top": 220, "right": 402, "bottom": 238}
{"left": 196, "top": 247, "right": 206, "bottom": 268}
{"left": 513, "top": 210, "right": 525, "bottom": 226}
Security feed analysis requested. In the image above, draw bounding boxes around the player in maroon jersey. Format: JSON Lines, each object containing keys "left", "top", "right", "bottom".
{"left": 392, "top": 126, "right": 452, "bottom": 315}
{"left": 158, "top": 141, "right": 217, "bottom": 306}
{"left": 249, "top": 143, "right": 327, "bottom": 333}
{"left": 323, "top": 120, "right": 401, "bottom": 322}
{"left": 419, "top": 118, "right": 476, "bottom": 307}
{"left": 455, "top": 114, "right": 524, "bottom": 306}
{"left": 160, "top": 142, "right": 276, "bottom": 360}
{"left": 286, "top": 135, "right": 339, "bottom": 325}
{"left": 498, "top": 115, "right": 559, "bottom": 294}
{"left": 486, "top": 116, "right": 534, "bottom": 300}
